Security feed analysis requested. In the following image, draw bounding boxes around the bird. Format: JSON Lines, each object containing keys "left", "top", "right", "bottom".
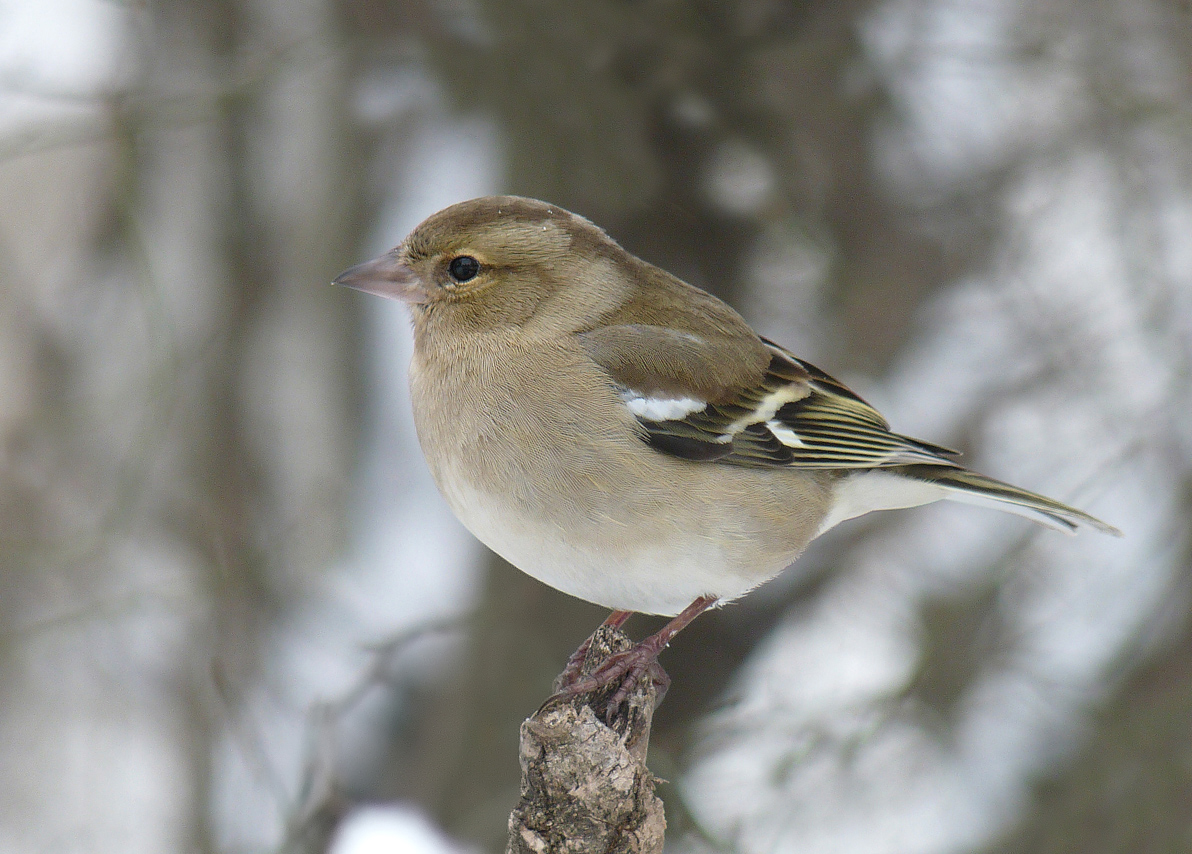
{"left": 335, "top": 195, "right": 1119, "bottom": 711}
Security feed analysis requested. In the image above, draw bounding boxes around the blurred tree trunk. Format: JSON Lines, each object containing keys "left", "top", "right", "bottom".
{"left": 137, "top": 0, "right": 363, "bottom": 846}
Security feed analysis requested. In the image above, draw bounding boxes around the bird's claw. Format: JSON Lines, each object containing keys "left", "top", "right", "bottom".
{"left": 550, "top": 643, "right": 668, "bottom": 723}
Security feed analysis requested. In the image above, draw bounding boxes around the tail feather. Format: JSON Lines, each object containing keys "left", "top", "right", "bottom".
{"left": 896, "top": 464, "right": 1122, "bottom": 536}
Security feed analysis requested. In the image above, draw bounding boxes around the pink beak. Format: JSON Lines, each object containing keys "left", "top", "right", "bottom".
{"left": 333, "top": 251, "right": 428, "bottom": 303}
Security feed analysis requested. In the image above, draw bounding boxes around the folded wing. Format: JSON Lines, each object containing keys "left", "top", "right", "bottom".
{"left": 583, "top": 330, "right": 1119, "bottom": 536}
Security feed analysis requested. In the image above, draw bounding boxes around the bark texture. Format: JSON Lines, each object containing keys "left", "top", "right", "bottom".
{"left": 507, "top": 627, "right": 666, "bottom": 854}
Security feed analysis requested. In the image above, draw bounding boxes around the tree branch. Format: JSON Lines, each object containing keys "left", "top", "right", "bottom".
{"left": 507, "top": 626, "right": 666, "bottom": 854}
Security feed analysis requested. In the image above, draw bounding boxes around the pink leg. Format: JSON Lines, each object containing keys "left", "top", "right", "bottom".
{"left": 561, "top": 596, "right": 718, "bottom": 717}
{"left": 605, "top": 610, "right": 632, "bottom": 630}
{"left": 555, "top": 609, "right": 633, "bottom": 690}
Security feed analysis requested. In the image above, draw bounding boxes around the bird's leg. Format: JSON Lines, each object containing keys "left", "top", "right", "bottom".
{"left": 553, "top": 609, "right": 633, "bottom": 692}
{"left": 561, "top": 595, "right": 718, "bottom": 719}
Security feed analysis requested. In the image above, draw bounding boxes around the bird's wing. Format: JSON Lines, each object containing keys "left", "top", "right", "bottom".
{"left": 584, "top": 331, "right": 1120, "bottom": 536}
{"left": 583, "top": 330, "right": 958, "bottom": 469}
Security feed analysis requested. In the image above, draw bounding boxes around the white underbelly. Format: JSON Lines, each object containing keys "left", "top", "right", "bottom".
{"left": 442, "top": 479, "right": 764, "bottom": 616}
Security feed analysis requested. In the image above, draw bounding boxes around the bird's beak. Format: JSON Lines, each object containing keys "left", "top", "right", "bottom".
{"left": 333, "top": 251, "right": 429, "bottom": 303}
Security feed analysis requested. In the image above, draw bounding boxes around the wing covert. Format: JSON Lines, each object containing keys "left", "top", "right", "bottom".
{"left": 614, "top": 338, "right": 960, "bottom": 470}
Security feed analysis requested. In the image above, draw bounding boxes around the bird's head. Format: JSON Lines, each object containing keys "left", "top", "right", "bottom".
{"left": 334, "top": 196, "right": 630, "bottom": 333}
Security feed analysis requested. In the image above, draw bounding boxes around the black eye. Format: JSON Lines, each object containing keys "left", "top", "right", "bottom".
{"left": 448, "top": 256, "right": 480, "bottom": 283}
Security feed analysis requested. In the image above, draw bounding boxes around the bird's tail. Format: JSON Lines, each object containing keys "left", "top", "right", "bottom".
{"left": 896, "top": 464, "right": 1122, "bottom": 536}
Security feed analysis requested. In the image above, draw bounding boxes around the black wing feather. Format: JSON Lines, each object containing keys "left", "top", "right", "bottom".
{"left": 625, "top": 339, "right": 959, "bottom": 469}
{"left": 615, "top": 338, "right": 1120, "bottom": 536}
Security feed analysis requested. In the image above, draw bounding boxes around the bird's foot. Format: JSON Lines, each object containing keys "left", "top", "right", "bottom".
{"left": 545, "top": 596, "right": 717, "bottom": 724}
{"left": 556, "top": 637, "right": 672, "bottom": 721}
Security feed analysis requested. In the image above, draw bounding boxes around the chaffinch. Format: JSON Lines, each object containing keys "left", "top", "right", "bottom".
{"left": 335, "top": 196, "right": 1119, "bottom": 708}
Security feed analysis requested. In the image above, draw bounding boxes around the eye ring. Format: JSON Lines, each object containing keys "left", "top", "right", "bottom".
{"left": 447, "top": 256, "right": 480, "bottom": 283}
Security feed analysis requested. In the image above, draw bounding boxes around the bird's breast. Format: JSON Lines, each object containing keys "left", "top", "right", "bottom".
{"left": 405, "top": 332, "right": 830, "bottom": 614}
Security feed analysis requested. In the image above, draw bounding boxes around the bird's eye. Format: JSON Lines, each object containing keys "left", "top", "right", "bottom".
{"left": 447, "top": 256, "right": 480, "bottom": 283}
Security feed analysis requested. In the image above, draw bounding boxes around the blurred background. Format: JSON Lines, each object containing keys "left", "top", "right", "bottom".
{"left": 0, "top": 0, "right": 1188, "bottom": 852}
